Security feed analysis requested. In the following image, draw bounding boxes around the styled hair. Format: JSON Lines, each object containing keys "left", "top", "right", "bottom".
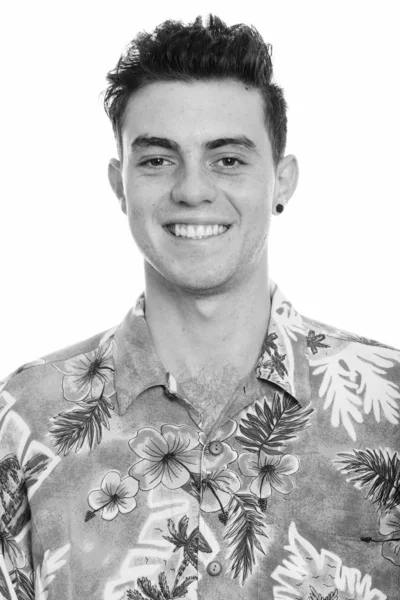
{"left": 103, "top": 14, "right": 287, "bottom": 168}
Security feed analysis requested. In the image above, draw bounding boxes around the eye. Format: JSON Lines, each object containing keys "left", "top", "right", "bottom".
{"left": 216, "top": 157, "right": 245, "bottom": 168}
{"left": 138, "top": 158, "right": 172, "bottom": 168}
{"left": 138, "top": 156, "right": 246, "bottom": 169}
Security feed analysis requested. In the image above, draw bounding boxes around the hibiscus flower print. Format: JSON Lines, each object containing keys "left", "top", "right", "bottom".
{"left": 198, "top": 419, "right": 238, "bottom": 470}
{"left": 86, "top": 470, "right": 139, "bottom": 521}
{"left": 238, "top": 451, "right": 299, "bottom": 498}
{"left": 128, "top": 425, "right": 201, "bottom": 490}
{"left": 200, "top": 467, "right": 241, "bottom": 515}
{"left": 379, "top": 505, "right": 400, "bottom": 566}
{"left": 53, "top": 339, "right": 115, "bottom": 402}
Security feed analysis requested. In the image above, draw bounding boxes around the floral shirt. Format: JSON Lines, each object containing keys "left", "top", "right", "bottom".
{"left": 0, "top": 280, "right": 399, "bottom": 600}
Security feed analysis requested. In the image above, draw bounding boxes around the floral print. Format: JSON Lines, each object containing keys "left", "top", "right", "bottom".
{"left": 1, "top": 279, "right": 399, "bottom": 599}
{"left": 238, "top": 451, "right": 299, "bottom": 498}
{"left": 198, "top": 419, "right": 238, "bottom": 470}
{"left": 380, "top": 506, "right": 400, "bottom": 565}
{"left": 53, "top": 340, "right": 115, "bottom": 402}
{"left": 128, "top": 425, "right": 201, "bottom": 490}
{"left": 199, "top": 467, "right": 241, "bottom": 513}
{"left": 86, "top": 470, "right": 139, "bottom": 521}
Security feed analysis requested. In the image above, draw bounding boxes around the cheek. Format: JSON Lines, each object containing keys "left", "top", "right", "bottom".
{"left": 125, "top": 188, "right": 153, "bottom": 224}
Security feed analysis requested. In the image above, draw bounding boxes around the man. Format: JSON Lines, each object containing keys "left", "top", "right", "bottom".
{"left": 0, "top": 13, "right": 399, "bottom": 600}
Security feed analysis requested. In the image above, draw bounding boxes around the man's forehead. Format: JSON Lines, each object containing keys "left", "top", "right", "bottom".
{"left": 120, "top": 80, "right": 270, "bottom": 154}
{"left": 123, "top": 79, "right": 264, "bottom": 124}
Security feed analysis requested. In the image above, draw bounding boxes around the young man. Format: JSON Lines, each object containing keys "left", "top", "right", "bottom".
{"left": 1, "top": 14, "right": 399, "bottom": 600}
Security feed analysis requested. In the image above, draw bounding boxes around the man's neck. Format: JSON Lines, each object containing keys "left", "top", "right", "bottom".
{"left": 143, "top": 263, "right": 272, "bottom": 379}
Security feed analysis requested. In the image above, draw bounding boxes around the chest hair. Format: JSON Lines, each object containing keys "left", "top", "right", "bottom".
{"left": 174, "top": 362, "right": 248, "bottom": 418}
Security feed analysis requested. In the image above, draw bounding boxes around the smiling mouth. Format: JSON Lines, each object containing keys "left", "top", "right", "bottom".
{"left": 163, "top": 224, "right": 231, "bottom": 240}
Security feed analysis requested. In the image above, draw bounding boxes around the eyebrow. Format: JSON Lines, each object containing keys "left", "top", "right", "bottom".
{"left": 130, "top": 135, "right": 258, "bottom": 154}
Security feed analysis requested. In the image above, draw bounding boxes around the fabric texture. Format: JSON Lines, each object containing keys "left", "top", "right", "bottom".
{"left": 0, "top": 280, "right": 399, "bottom": 600}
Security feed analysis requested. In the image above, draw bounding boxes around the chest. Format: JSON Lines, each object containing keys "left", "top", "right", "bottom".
{"left": 173, "top": 364, "right": 248, "bottom": 427}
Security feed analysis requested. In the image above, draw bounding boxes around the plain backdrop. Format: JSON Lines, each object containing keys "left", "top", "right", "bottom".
{"left": 1, "top": 0, "right": 399, "bottom": 376}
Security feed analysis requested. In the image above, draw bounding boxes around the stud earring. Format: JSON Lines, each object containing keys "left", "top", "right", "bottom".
{"left": 276, "top": 203, "right": 284, "bottom": 213}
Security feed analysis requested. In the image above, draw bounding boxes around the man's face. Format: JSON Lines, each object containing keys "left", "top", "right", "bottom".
{"left": 114, "top": 79, "right": 280, "bottom": 293}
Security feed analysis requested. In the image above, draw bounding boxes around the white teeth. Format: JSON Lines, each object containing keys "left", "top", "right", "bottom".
{"left": 167, "top": 224, "right": 229, "bottom": 239}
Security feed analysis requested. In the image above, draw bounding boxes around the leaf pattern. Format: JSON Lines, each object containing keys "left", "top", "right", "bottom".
{"left": 34, "top": 544, "right": 70, "bottom": 599}
{"left": 335, "top": 448, "right": 400, "bottom": 510}
{"left": 271, "top": 521, "right": 386, "bottom": 599}
{"left": 0, "top": 572, "right": 12, "bottom": 600}
{"left": 311, "top": 344, "right": 400, "bottom": 440}
{"left": 137, "top": 577, "right": 165, "bottom": 600}
{"left": 171, "top": 576, "right": 197, "bottom": 598}
{"left": 309, "top": 587, "right": 338, "bottom": 600}
{"left": 10, "top": 567, "right": 34, "bottom": 600}
{"left": 224, "top": 492, "right": 268, "bottom": 584}
{"left": 127, "top": 591, "right": 147, "bottom": 600}
{"left": 50, "top": 387, "right": 114, "bottom": 455}
{"left": 158, "top": 572, "right": 171, "bottom": 598}
{"left": 126, "top": 516, "right": 203, "bottom": 599}
{"left": 2, "top": 280, "right": 400, "bottom": 598}
{"left": 235, "top": 390, "right": 313, "bottom": 456}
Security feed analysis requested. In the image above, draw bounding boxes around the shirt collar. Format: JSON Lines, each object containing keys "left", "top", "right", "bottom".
{"left": 113, "top": 279, "right": 311, "bottom": 416}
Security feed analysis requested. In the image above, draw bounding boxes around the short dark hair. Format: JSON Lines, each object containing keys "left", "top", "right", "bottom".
{"left": 103, "top": 14, "right": 287, "bottom": 168}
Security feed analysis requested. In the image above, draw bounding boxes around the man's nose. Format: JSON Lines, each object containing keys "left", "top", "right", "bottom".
{"left": 170, "top": 163, "right": 218, "bottom": 206}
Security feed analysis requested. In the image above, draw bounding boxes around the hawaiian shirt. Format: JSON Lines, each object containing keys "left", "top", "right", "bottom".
{"left": 1, "top": 280, "right": 399, "bottom": 600}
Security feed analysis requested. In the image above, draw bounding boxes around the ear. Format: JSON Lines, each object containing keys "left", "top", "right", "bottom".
{"left": 108, "top": 158, "right": 126, "bottom": 214}
{"left": 273, "top": 154, "right": 299, "bottom": 209}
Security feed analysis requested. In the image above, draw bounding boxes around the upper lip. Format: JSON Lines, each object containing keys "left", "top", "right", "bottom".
{"left": 163, "top": 219, "right": 231, "bottom": 226}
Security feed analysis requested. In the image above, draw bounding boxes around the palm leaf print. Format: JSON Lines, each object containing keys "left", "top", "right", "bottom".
{"left": 224, "top": 492, "right": 268, "bottom": 584}
{"left": 158, "top": 572, "right": 171, "bottom": 599}
{"left": 137, "top": 578, "right": 165, "bottom": 600}
{"left": 0, "top": 575, "right": 11, "bottom": 600}
{"left": 127, "top": 516, "right": 205, "bottom": 599}
{"left": 309, "top": 586, "right": 338, "bottom": 600}
{"left": 34, "top": 544, "right": 70, "bottom": 600}
{"left": 336, "top": 448, "right": 400, "bottom": 510}
{"left": 50, "top": 387, "right": 114, "bottom": 455}
{"left": 236, "top": 391, "right": 313, "bottom": 455}
{"left": 171, "top": 576, "right": 197, "bottom": 598}
{"left": 127, "top": 591, "right": 147, "bottom": 600}
{"left": 10, "top": 568, "right": 34, "bottom": 600}
{"left": 310, "top": 344, "right": 400, "bottom": 440}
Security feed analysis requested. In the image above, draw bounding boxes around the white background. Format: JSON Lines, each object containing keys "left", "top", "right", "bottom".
{"left": 1, "top": 1, "right": 399, "bottom": 375}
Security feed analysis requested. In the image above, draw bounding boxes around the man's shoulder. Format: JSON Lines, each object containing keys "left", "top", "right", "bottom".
{"left": 0, "top": 324, "right": 118, "bottom": 399}
{"left": 301, "top": 311, "right": 399, "bottom": 352}
{"left": 299, "top": 311, "right": 400, "bottom": 383}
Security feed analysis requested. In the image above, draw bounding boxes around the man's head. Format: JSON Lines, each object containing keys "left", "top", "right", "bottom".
{"left": 104, "top": 14, "right": 298, "bottom": 295}
{"left": 104, "top": 14, "right": 287, "bottom": 170}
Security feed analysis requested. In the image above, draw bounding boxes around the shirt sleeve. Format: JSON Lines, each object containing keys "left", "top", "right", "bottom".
{"left": 0, "top": 371, "right": 36, "bottom": 600}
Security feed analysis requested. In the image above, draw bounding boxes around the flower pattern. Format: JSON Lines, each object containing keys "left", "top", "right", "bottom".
{"left": 87, "top": 470, "right": 139, "bottom": 521}
{"left": 198, "top": 419, "right": 238, "bottom": 470}
{"left": 200, "top": 467, "right": 241, "bottom": 513}
{"left": 379, "top": 505, "right": 400, "bottom": 565}
{"left": 238, "top": 451, "right": 299, "bottom": 498}
{"left": 2, "top": 280, "right": 399, "bottom": 599}
{"left": 128, "top": 425, "right": 201, "bottom": 490}
{"left": 53, "top": 340, "right": 115, "bottom": 402}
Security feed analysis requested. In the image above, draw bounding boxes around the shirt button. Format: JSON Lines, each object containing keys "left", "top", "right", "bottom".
{"left": 208, "top": 441, "right": 223, "bottom": 455}
{"left": 207, "top": 560, "right": 222, "bottom": 576}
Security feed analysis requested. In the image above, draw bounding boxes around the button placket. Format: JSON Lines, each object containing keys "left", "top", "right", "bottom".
{"left": 198, "top": 438, "right": 206, "bottom": 589}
